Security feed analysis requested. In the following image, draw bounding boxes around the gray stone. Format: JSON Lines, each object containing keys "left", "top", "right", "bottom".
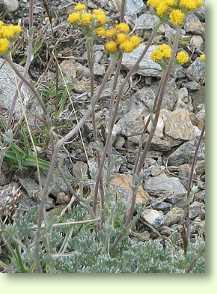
{"left": 1, "top": 0, "right": 18, "bottom": 11}
{"left": 190, "top": 35, "right": 204, "bottom": 50}
{"left": 184, "top": 81, "right": 201, "bottom": 91}
{"left": 144, "top": 174, "right": 186, "bottom": 199}
{"left": 93, "top": 63, "right": 105, "bottom": 76}
{"left": 165, "top": 207, "right": 185, "bottom": 226}
{"left": 40, "top": 165, "right": 73, "bottom": 198}
{"left": 184, "top": 13, "right": 205, "bottom": 35}
{"left": 122, "top": 44, "right": 162, "bottom": 77}
{"left": 132, "top": 78, "right": 178, "bottom": 111}
{"left": 0, "top": 58, "right": 31, "bottom": 120}
{"left": 141, "top": 209, "right": 164, "bottom": 228}
{"left": 187, "top": 59, "right": 206, "bottom": 82}
{"left": 125, "top": 0, "right": 145, "bottom": 16}
{"left": 165, "top": 110, "right": 195, "bottom": 141}
{"left": 18, "top": 177, "right": 54, "bottom": 210}
{"left": 168, "top": 138, "right": 205, "bottom": 166}
{"left": 175, "top": 87, "right": 193, "bottom": 112}
{"left": 113, "top": 105, "right": 148, "bottom": 141}
{"left": 134, "top": 13, "right": 159, "bottom": 30}
{"left": 190, "top": 201, "right": 205, "bottom": 220}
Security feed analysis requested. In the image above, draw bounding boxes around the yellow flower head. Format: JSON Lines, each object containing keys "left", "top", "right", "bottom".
{"left": 105, "top": 40, "right": 118, "bottom": 54}
{"left": 80, "top": 13, "right": 93, "bottom": 26}
{"left": 120, "top": 40, "right": 135, "bottom": 53}
{"left": 176, "top": 50, "right": 189, "bottom": 64}
{"left": 105, "top": 27, "right": 117, "bottom": 38}
{"left": 151, "top": 44, "right": 172, "bottom": 62}
{"left": 95, "top": 26, "right": 107, "bottom": 37}
{"left": 92, "top": 9, "right": 107, "bottom": 25}
{"left": 165, "top": 0, "right": 177, "bottom": 6}
{"left": 179, "top": 0, "right": 203, "bottom": 11}
{"left": 0, "top": 23, "right": 22, "bottom": 39}
{"left": 199, "top": 53, "right": 206, "bottom": 62}
{"left": 129, "top": 35, "right": 142, "bottom": 48}
{"left": 115, "top": 22, "right": 130, "bottom": 33}
{"left": 147, "top": 0, "right": 161, "bottom": 8}
{"left": 151, "top": 48, "right": 163, "bottom": 62}
{"left": 156, "top": 2, "right": 169, "bottom": 17}
{"left": 159, "top": 43, "right": 172, "bottom": 58}
{"left": 0, "top": 38, "right": 10, "bottom": 55}
{"left": 68, "top": 12, "right": 81, "bottom": 24}
{"left": 116, "top": 33, "right": 128, "bottom": 44}
{"left": 169, "top": 9, "right": 185, "bottom": 26}
{"left": 74, "top": 3, "right": 86, "bottom": 11}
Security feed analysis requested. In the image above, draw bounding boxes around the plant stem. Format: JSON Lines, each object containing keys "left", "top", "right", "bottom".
{"left": 93, "top": 23, "right": 159, "bottom": 213}
{"left": 33, "top": 60, "right": 116, "bottom": 271}
{"left": 125, "top": 29, "right": 181, "bottom": 227}
{"left": 184, "top": 123, "right": 205, "bottom": 253}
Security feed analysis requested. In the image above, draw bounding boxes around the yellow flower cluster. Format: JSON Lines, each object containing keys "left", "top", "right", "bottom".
{"left": 97, "top": 22, "right": 142, "bottom": 54}
{"left": 147, "top": 0, "right": 204, "bottom": 27}
{"left": 151, "top": 44, "right": 190, "bottom": 65}
{"left": 176, "top": 50, "right": 189, "bottom": 64}
{"left": 0, "top": 21, "right": 22, "bottom": 55}
{"left": 179, "top": 0, "right": 203, "bottom": 11}
{"left": 199, "top": 53, "right": 206, "bottom": 62}
{"left": 151, "top": 44, "right": 172, "bottom": 62}
{"left": 68, "top": 3, "right": 107, "bottom": 27}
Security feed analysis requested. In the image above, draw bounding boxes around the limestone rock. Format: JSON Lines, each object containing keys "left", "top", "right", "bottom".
{"left": 111, "top": 174, "right": 150, "bottom": 205}
{"left": 165, "top": 207, "right": 185, "bottom": 226}
{"left": 141, "top": 209, "right": 164, "bottom": 228}
{"left": 144, "top": 174, "right": 186, "bottom": 199}
{"left": 165, "top": 110, "right": 195, "bottom": 141}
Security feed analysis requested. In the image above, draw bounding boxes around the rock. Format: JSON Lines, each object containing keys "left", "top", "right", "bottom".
{"left": 190, "top": 35, "right": 204, "bottom": 51}
{"left": 144, "top": 174, "right": 186, "bottom": 199}
{"left": 0, "top": 59, "right": 32, "bottom": 121}
{"left": 165, "top": 110, "right": 195, "bottom": 141}
{"left": 160, "top": 225, "right": 172, "bottom": 236}
{"left": 175, "top": 88, "right": 193, "bottom": 112}
{"left": 168, "top": 138, "right": 205, "bottom": 166}
{"left": 195, "top": 160, "right": 205, "bottom": 176}
{"left": 134, "top": 13, "right": 159, "bottom": 30}
{"left": 186, "top": 59, "right": 206, "bottom": 82}
{"left": 122, "top": 44, "right": 162, "bottom": 77}
{"left": 184, "top": 13, "right": 205, "bottom": 35}
{"left": 161, "top": 24, "right": 185, "bottom": 42}
{"left": 132, "top": 79, "right": 178, "bottom": 111}
{"left": 189, "top": 201, "right": 205, "bottom": 220}
{"left": 0, "top": 182, "right": 22, "bottom": 216}
{"left": 152, "top": 201, "right": 172, "bottom": 211}
{"left": 143, "top": 133, "right": 180, "bottom": 152}
{"left": 125, "top": 0, "right": 145, "bottom": 16}
{"left": 39, "top": 165, "right": 73, "bottom": 198}
{"left": 150, "top": 165, "right": 162, "bottom": 177}
{"left": 93, "top": 63, "right": 105, "bottom": 76}
{"left": 194, "top": 190, "right": 206, "bottom": 202}
{"left": 177, "top": 164, "right": 191, "bottom": 188}
{"left": 18, "top": 177, "right": 54, "bottom": 210}
{"left": 100, "top": 76, "right": 129, "bottom": 99}
{"left": 165, "top": 207, "right": 185, "bottom": 226}
{"left": 114, "top": 136, "right": 125, "bottom": 149}
{"left": 113, "top": 105, "right": 148, "bottom": 142}
{"left": 1, "top": 0, "right": 18, "bottom": 11}
{"left": 111, "top": 174, "right": 150, "bottom": 205}
{"left": 141, "top": 209, "right": 164, "bottom": 228}
{"left": 184, "top": 81, "right": 201, "bottom": 91}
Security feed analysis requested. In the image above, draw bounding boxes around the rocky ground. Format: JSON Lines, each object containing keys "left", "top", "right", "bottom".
{"left": 0, "top": 0, "right": 206, "bottom": 252}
